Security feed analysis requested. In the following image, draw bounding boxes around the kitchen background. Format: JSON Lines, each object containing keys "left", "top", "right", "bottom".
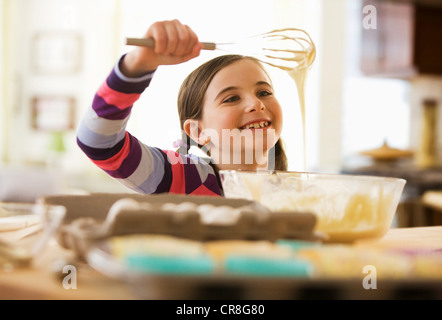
{"left": 1, "top": 0, "right": 442, "bottom": 225}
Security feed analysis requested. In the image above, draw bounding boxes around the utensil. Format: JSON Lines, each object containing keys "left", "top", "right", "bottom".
{"left": 126, "top": 28, "right": 316, "bottom": 71}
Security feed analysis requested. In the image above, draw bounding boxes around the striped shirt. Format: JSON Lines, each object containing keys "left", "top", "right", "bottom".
{"left": 76, "top": 56, "right": 223, "bottom": 196}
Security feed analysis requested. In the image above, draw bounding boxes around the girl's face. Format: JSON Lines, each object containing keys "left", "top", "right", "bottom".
{"left": 197, "top": 59, "right": 283, "bottom": 168}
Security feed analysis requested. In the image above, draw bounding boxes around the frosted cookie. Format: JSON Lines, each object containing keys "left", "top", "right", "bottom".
{"left": 110, "top": 234, "right": 205, "bottom": 258}
{"left": 109, "top": 234, "right": 215, "bottom": 274}
{"left": 205, "top": 240, "right": 293, "bottom": 263}
{"left": 205, "top": 240, "right": 312, "bottom": 277}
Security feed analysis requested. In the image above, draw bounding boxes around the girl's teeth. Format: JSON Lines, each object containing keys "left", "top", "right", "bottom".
{"left": 260, "top": 121, "right": 268, "bottom": 128}
{"left": 244, "top": 121, "right": 269, "bottom": 129}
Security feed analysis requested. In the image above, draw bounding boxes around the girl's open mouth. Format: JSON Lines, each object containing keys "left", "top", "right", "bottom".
{"left": 239, "top": 120, "right": 271, "bottom": 130}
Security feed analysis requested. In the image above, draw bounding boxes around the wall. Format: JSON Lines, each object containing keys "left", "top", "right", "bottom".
{"left": 0, "top": 0, "right": 10, "bottom": 163}
{"left": 341, "top": 0, "right": 411, "bottom": 162}
{"left": 0, "top": 0, "right": 3, "bottom": 161}
{"left": 1, "top": 0, "right": 127, "bottom": 192}
{"left": 4, "top": 0, "right": 120, "bottom": 165}
{"left": 316, "top": 0, "right": 347, "bottom": 171}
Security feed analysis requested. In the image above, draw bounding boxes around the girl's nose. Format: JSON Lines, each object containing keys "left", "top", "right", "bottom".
{"left": 245, "top": 96, "right": 265, "bottom": 113}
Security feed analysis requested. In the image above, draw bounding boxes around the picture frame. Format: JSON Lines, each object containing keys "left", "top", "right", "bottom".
{"left": 31, "top": 95, "right": 76, "bottom": 132}
{"left": 31, "top": 31, "right": 82, "bottom": 75}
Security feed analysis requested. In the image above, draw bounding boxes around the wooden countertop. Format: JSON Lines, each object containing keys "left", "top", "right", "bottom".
{"left": 366, "top": 225, "right": 442, "bottom": 249}
{"left": 1, "top": 226, "right": 441, "bottom": 300}
{"left": 0, "top": 240, "right": 136, "bottom": 300}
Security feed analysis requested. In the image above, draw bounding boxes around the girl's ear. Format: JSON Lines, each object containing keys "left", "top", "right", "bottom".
{"left": 184, "top": 119, "right": 210, "bottom": 146}
{"left": 183, "top": 119, "right": 201, "bottom": 143}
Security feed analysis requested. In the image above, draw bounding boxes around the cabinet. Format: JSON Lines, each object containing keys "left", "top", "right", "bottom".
{"left": 361, "top": 0, "right": 442, "bottom": 78}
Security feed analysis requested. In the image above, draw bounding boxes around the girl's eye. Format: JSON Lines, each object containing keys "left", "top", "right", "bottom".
{"left": 258, "top": 90, "right": 272, "bottom": 97}
{"left": 222, "top": 95, "right": 239, "bottom": 104}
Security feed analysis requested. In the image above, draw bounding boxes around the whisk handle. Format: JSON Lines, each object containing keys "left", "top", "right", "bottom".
{"left": 126, "top": 37, "right": 216, "bottom": 50}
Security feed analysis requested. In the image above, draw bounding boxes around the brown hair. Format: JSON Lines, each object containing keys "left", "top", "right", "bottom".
{"left": 177, "top": 54, "right": 287, "bottom": 171}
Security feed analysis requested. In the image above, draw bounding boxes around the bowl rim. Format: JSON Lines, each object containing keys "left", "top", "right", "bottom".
{"left": 218, "top": 169, "right": 407, "bottom": 185}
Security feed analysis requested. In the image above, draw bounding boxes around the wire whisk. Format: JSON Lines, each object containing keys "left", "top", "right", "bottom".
{"left": 126, "top": 28, "right": 316, "bottom": 72}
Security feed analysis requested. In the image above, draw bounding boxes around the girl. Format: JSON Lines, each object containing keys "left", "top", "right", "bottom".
{"left": 77, "top": 19, "right": 287, "bottom": 196}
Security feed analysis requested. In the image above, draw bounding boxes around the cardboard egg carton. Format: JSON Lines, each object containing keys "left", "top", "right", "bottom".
{"left": 39, "top": 193, "right": 320, "bottom": 258}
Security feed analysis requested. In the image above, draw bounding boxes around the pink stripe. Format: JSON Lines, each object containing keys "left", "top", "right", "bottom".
{"left": 92, "top": 132, "right": 131, "bottom": 170}
{"left": 164, "top": 150, "right": 186, "bottom": 194}
{"left": 98, "top": 82, "right": 141, "bottom": 110}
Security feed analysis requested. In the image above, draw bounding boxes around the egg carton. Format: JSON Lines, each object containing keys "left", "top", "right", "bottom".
{"left": 39, "top": 193, "right": 320, "bottom": 259}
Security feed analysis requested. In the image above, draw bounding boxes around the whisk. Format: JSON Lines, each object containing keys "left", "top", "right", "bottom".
{"left": 126, "top": 28, "right": 316, "bottom": 71}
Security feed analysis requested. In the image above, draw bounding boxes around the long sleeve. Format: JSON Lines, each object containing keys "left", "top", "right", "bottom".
{"left": 76, "top": 56, "right": 223, "bottom": 196}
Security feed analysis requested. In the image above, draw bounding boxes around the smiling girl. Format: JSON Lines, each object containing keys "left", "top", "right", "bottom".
{"left": 76, "top": 20, "right": 287, "bottom": 196}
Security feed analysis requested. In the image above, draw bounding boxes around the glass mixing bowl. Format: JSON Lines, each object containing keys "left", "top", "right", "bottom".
{"left": 0, "top": 202, "right": 66, "bottom": 268}
{"left": 219, "top": 170, "right": 406, "bottom": 242}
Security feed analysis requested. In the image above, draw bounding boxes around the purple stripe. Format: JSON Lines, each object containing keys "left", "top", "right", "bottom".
{"left": 104, "top": 134, "right": 142, "bottom": 179}
{"left": 107, "top": 57, "right": 153, "bottom": 94}
{"left": 184, "top": 163, "right": 202, "bottom": 194}
{"left": 77, "top": 136, "right": 125, "bottom": 161}
{"left": 92, "top": 94, "right": 132, "bottom": 120}
{"left": 203, "top": 173, "right": 223, "bottom": 196}
{"left": 153, "top": 148, "right": 172, "bottom": 193}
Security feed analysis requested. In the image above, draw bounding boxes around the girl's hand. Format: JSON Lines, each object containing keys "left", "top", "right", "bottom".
{"left": 121, "top": 19, "right": 202, "bottom": 77}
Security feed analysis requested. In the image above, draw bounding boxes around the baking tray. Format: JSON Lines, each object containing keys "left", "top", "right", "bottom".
{"left": 85, "top": 237, "right": 442, "bottom": 300}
